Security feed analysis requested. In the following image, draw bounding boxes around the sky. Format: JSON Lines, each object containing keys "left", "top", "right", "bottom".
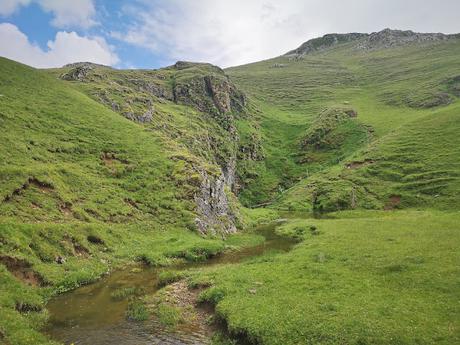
{"left": 0, "top": 0, "right": 459, "bottom": 69}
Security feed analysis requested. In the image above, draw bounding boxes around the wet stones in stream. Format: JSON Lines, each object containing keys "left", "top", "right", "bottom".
{"left": 145, "top": 280, "right": 214, "bottom": 344}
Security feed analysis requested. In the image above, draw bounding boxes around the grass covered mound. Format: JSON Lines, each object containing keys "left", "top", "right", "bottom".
{"left": 276, "top": 102, "right": 460, "bottom": 212}
{"left": 195, "top": 211, "right": 460, "bottom": 345}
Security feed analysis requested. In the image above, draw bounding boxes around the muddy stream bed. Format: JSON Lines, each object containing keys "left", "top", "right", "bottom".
{"left": 45, "top": 219, "right": 298, "bottom": 344}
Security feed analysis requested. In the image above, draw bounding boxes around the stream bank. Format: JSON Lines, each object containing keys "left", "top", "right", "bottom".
{"left": 45, "top": 218, "right": 298, "bottom": 345}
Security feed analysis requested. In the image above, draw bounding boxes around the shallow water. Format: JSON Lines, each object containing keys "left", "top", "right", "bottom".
{"left": 45, "top": 220, "right": 297, "bottom": 345}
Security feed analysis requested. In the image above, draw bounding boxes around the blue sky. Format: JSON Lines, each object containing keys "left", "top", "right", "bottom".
{"left": 0, "top": 0, "right": 459, "bottom": 69}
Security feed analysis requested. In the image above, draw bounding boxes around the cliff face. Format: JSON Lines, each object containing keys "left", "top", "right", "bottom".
{"left": 57, "top": 61, "right": 261, "bottom": 234}
{"left": 194, "top": 169, "right": 237, "bottom": 235}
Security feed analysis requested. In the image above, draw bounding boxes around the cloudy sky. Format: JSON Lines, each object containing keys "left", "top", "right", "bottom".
{"left": 0, "top": 0, "right": 459, "bottom": 69}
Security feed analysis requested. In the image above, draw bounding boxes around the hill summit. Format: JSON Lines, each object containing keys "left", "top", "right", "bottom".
{"left": 286, "top": 28, "right": 458, "bottom": 55}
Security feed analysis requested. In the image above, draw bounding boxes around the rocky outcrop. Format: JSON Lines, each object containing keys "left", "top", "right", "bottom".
{"left": 129, "top": 79, "right": 174, "bottom": 100}
{"left": 287, "top": 29, "right": 459, "bottom": 56}
{"left": 286, "top": 33, "right": 367, "bottom": 55}
{"left": 357, "top": 29, "right": 451, "bottom": 50}
{"left": 60, "top": 62, "right": 110, "bottom": 81}
{"left": 57, "top": 60, "right": 259, "bottom": 235}
{"left": 194, "top": 169, "right": 237, "bottom": 235}
{"left": 172, "top": 62, "right": 247, "bottom": 120}
{"left": 123, "top": 107, "right": 154, "bottom": 123}
{"left": 97, "top": 91, "right": 155, "bottom": 123}
{"left": 60, "top": 64, "right": 94, "bottom": 81}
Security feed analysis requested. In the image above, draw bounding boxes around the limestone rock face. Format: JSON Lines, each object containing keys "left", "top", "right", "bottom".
{"left": 194, "top": 169, "right": 237, "bottom": 235}
{"left": 57, "top": 60, "right": 260, "bottom": 235}
{"left": 172, "top": 63, "right": 246, "bottom": 120}
{"left": 286, "top": 33, "right": 367, "bottom": 55}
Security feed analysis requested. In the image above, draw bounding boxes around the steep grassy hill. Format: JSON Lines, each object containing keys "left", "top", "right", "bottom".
{"left": 226, "top": 29, "right": 460, "bottom": 210}
{"left": 0, "top": 57, "right": 272, "bottom": 344}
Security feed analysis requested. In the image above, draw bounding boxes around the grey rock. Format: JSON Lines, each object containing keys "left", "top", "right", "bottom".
{"left": 55, "top": 256, "right": 66, "bottom": 264}
{"left": 194, "top": 169, "right": 237, "bottom": 235}
{"left": 286, "top": 32, "right": 367, "bottom": 55}
{"left": 357, "top": 29, "right": 450, "bottom": 50}
{"left": 123, "top": 106, "right": 154, "bottom": 123}
{"left": 60, "top": 64, "right": 93, "bottom": 81}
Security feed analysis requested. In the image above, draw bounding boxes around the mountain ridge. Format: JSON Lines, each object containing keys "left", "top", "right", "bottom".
{"left": 286, "top": 28, "right": 459, "bottom": 56}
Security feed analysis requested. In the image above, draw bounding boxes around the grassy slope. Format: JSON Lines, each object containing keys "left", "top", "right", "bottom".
{"left": 46, "top": 62, "right": 264, "bottom": 195}
{"left": 193, "top": 39, "right": 460, "bottom": 344}
{"left": 226, "top": 39, "right": 460, "bottom": 209}
{"left": 0, "top": 58, "right": 268, "bottom": 345}
{"left": 197, "top": 210, "right": 460, "bottom": 345}
{"left": 0, "top": 58, "right": 198, "bottom": 225}
{"left": 1, "top": 34, "right": 460, "bottom": 345}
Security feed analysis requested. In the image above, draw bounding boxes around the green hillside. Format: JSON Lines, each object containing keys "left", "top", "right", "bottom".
{"left": 197, "top": 30, "right": 460, "bottom": 345}
{"left": 0, "top": 58, "right": 269, "bottom": 344}
{"left": 0, "top": 28, "right": 459, "bottom": 345}
{"left": 226, "top": 33, "right": 460, "bottom": 210}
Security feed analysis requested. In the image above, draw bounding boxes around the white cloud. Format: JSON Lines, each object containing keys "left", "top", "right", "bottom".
{"left": 111, "top": 0, "right": 309, "bottom": 67}
{"left": 0, "top": 23, "right": 119, "bottom": 68}
{"left": 39, "top": 0, "right": 97, "bottom": 29}
{"left": 0, "top": 0, "right": 31, "bottom": 16}
{"left": 112, "top": 0, "right": 460, "bottom": 67}
{"left": 0, "top": 0, "right": 96, "bottom": 29}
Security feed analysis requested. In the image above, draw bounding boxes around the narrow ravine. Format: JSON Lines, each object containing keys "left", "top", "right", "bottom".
{"left": 44, "top": 219, "right": 297, "bottom": 345}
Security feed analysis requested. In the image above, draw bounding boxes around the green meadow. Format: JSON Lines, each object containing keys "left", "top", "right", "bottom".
{"left": 1, "top": 30, "right": 460, "bottom": 345}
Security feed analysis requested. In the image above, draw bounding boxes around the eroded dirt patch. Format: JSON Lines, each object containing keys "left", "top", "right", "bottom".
{"left": 100, "top": 152, "right": 130, "bottom": 167}
{"left": 0, "top": 255, "right": 47, "bottom": 286}
{"left": 3, "top": 177, "right": 54, "bottom": 202}
{"left": 59, "top": 202, "right": 73, "bottom": 217}
{"left": 384, "top": 195, "right": 401, "bottom": 210}
{"left": 346, "top": 159, "right": 375, "bottom": 170}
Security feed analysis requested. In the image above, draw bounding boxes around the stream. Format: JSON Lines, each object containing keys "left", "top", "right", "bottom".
{"left": 45, "top": 219, "right": 297, "bottom": 345}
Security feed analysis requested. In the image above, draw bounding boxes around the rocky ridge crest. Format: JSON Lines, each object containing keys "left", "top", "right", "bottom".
{"left": 286, "top": 28, "right": 459, "bottom": 56}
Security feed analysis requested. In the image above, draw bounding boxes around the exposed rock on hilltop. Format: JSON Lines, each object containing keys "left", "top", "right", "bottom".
{"left": 172, "top": 61, "right": 247, "bottom": 120}
{"left": 60, "top": 62, "right": 111, "bottom": 81}
{"left": 357, "top": 28, "right": 450, "bottom": 50}
{"left": 287, "top": 28, "right": 459, "bottom": 56}
{"left": 62, "top": 62, "right": 111, "bottom": 69}
{"left": 286, "top": 33, "right": 367, "bottom": 55}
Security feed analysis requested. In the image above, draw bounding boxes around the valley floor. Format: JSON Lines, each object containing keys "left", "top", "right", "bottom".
{"left": 0, "top": 209, "right": 274, "bottom": 345}
{"left": 192, "top": 210, "right": 460, "bottom": 345}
